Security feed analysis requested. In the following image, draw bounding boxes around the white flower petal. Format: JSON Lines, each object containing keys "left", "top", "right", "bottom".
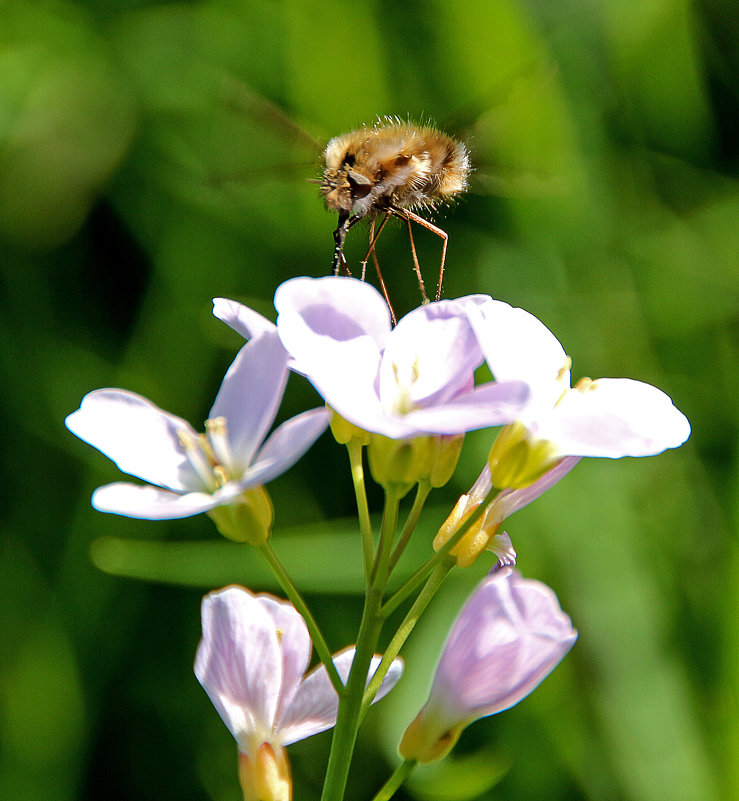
{"left": 488, "top": 456, "right": 581, "bottom": 522}
{"left": 275, "top": 275, "right": 392, "bottom": 354}
{"left": 256, "top": 595, "right": 313, "bottom": 724}
{"left": 467, "top": 299, "right": 570, "bottom": 411}
{"left": 545, "top": 378, "right": 691, "bottom": 457}
{"left": 277, "top": 648, "right": 403, "bottom": 745}
{"left": 195, "top": 587, "right": 285, "bottom": 745}
{"left": 213, "top": 298, "right": 277, "bottom": 341}
{"left": 91, "top": 482, "right": 220, "bottom": 519}
{"left": 404, "top": 380, "right": 530, "bottom": 434}
{"left": 209, "top": 334, "right": 289, "bottom": 473}
{"left": 380, "top": 301, "right": 482, "bottom": 408}
{"left": 242, "top": 408, "right": 329, "bottom": 488}
{"left": 65, "top": 389, "right": 201, "bottom": 491}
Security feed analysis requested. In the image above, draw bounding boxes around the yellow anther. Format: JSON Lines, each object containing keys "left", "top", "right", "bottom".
{"left": 574, "top": 376, "right": 596, "bottom": 391}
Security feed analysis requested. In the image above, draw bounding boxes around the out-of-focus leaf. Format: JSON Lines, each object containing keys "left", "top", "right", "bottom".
{"left": 89, "top": 505, "right": 461, "bottom": 591}
{"left": 406, "top": 748, "right": 510, "bottom": 801}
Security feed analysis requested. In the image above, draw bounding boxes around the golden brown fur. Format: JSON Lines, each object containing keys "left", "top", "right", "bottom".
{"left": 321, "top": 120, "right": 470, "bottom": 219}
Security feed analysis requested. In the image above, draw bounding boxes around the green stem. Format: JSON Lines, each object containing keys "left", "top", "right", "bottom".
{"left": 347, "top": 439, "right": 374, "bottom": 580}
{"left": 362, "top": 559, "right": 453, "bottom": 714}
{"left": 382, "top": 498, "right": 487, "bottom": 619}
{"left": 388, "top": 480, "right": 432, "bottom": 572}
{"left": 371, "top": 487, "right": 403, "bottom": 586}
{"left": 319, "top": 585, "right": 384, "bottom": 800}
{"left": 258, "top": 542, "right": 343, "bottom": 694}
{"left": 371, "top": 760, "right": 417, "bottom": 801}
{"left": 320, "top": 490, "right": 402, "bottom": 801}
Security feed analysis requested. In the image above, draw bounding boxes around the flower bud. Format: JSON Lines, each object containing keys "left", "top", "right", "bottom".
{"left": 433, "top": 484, "right": 501, "bottom": 568}
{"left": 367, "top": 434, "right": 435, "bottom": 496}
{"left": 238, "top": 743, "right": 291, "bottom": 801}
{"left": 487, "top": 421, "right": 559, "bottom": 490}
{"left": 427, "top": 434, "right": 464, "bottom": 488}
{"left": 399, "top": 569, "right": 577, "bottom": 764}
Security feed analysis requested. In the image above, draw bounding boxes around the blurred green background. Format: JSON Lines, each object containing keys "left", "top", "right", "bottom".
{"left": 1, "top": 0, "right": 736, "bottom": 799}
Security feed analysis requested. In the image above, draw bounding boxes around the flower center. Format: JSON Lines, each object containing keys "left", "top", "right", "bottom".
{"left": 389, "top": 357, "right": 420, "bottom": 415}
{"left": 177, "top": 416, "right": 238, "bottom": 492}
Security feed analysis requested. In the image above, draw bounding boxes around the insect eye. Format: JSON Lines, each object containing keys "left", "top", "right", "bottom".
{"left": 347, "top": 170, "right": 372, "bottom": 199}
{"left": 394, "top": 154, "right": 411, "bottom": 167}
{"left": 343, "top": 153, "right": 356, "bottom": 167}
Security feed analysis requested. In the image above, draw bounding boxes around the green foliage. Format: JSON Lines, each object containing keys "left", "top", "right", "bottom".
{"left": 0, "top": 0, "right": 736, "bottom": 799}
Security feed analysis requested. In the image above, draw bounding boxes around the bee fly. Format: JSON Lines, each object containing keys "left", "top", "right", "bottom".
{"left": 320, "top": 120, "right": 471, "bottom": 320}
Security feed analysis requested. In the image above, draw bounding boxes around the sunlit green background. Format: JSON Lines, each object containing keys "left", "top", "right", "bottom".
{"left": 1, "top": 0, "right": 736, "bottom": 799}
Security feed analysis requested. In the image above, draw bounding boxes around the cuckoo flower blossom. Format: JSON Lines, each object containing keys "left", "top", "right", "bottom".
{"left": 195, "top": 586, "right": 404, "bottom": 801}
{"left": 65, "top": 331, "right": 329, "bottom": 524}
{"left": 264, "top": 276, "right": 530, "bottom": 439}
{"left": 465, "top": 298, "right": 691, "bottom": 489}
{"left": 399, "top": 569, "right": 577, "bottom": 764}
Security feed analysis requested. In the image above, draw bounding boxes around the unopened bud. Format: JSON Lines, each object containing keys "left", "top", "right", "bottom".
{"left": 427, "top": 434, "right": 464, "bottom": 488}
{"left": 488, "top": 422, "right": 559, "bottom": 490}
{"left": 238, "top": 743, "right": 291, "bottom": 801}
{"left": 367, "top": 434, "right": 435, "bottom": 496}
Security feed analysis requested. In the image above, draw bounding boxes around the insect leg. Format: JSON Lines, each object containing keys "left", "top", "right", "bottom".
{"left": 363, "top": 218, "right": 373, "bottom": 281}
{"left": 400, "top": 208, "right": 449, "bottom": 302}
{"left": 406, "top": 214, "right": 429, "bottom": 304}
{"left": 358, "top": 212, "right": 395, "bottom": 321}
{"left": 331, "top": 213, "right": 352, "bottom": 276}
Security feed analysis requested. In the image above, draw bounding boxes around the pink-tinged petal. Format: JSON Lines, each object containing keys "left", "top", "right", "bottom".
{"left": 209, "top": 334, "right": 289, "bottom": 473}
{"left": 545, "top": 378, "right": 691, "bottom": 457}
{"left": 315, "top": 380, "right": 529, "bottom": 440}
{"left": 275, "top": 276, "right": 392, "bottom": 354}
{"left": 275, "top": 278, "right": 391, "bottom": 403}
{"left": 379, "top": 302, "right": 483, "bottom": 408}
{"left": 256, "top": 596, "right": 313, "bottom": 725}
{"left": 91, "top": 482, "right": 221, "bottom": 519}
{"left": 430, "top": 571, "right": 577, "bottom": 723}
{"left": 489, "top": 532, "right": 517, "bottom": 571}
{"left": 467, "top": 299, "right": 570, "bottom": 410}
{"left": 212, "top": 298, "right": 277, "bottom": 341}
{"left": 488, "top": 456, "right": 581, "bottom": 522}
{"left": 241, "top": 408, "right": 330, "bottom": 488}
{"left": 404, "top": 380, "right": 531, "bottom": 434}
{"left": 195, "top": 587, "right": 285, "bottom": 746}
{"left": 65, "top": 389, "right": 201, "bottom": 491}
{"left": 277, "top": 648, "right": 404, "bottom": 745}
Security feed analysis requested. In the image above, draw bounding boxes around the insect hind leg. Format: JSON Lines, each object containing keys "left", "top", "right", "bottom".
{"left": 394, "top": 207, "right": 449, "bottom": 302}
{"left": 360, "top": 213, "right": 397, "bottom": 323}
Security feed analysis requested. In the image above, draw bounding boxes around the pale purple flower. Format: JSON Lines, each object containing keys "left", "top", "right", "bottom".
{"left": 195, "top": 585, "right": 403, "bottom": 753}
{"left": 268, "top": 276, "right": 530, "bottom": 439}
{"left": 65, "top": 331, "right": 329, "bottom": 519}
{"left": 466, "top": 298, "right": 691, "bottom": 461}
{"left": 399, "top": 569, "right": 577, "bottom": 764}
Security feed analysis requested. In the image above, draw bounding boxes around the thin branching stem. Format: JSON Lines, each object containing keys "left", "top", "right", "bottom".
{"left": 347, "top": 439, "right": 374, "bottom": 580}
{"left": 388, "top": 480, "right": 432, "bottom": 572}
{"left": 362, "top": 558, "right": 453, "bottom": 715}
{"left": 381, "top": 498, "right": 488, "bottom": 619}
{"left": 258, "top": 542, "right": 343, "bottom": 694}
{"left": 370, "top": 760, "right": 417, "bottom": 801}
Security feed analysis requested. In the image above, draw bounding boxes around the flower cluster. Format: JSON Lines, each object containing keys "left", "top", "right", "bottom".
{"left": 66, "top": 275, "right": 690, "bottom": 800}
